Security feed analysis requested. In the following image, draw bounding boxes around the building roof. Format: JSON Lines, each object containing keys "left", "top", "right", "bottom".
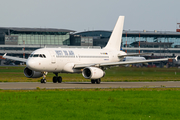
{"left": 75, "top": 30, "right": 180, "bottom": 37}
{"left": 0, "top": 27, "right": 75, "bottom": 33}
{"left": 74, "top": 30, "right": 111, "bottom": 34}
{"left": 124, "top": 30, "right": 180, "bottom": 36}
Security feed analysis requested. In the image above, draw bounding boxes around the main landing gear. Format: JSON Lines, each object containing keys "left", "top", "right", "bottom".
{"left": 40, "top": 72, "right": 62, "bottom": 84}
{"left": 41, "top": 72, "right": 48, "bottom": 83}
{"left": 91, "top": 79, "right": 101, "bottom": 84}
{"left": 52, "top": 73, "right": 62, "bottom": 83}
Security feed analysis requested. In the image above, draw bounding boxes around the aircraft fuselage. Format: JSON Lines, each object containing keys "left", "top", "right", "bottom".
{"left": 27, "top": 48, "right": 126, "bottom": 73}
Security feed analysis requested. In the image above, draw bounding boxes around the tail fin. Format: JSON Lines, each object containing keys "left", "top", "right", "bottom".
{"left": 103, "top": 16, "right": 124, "bottom": 51}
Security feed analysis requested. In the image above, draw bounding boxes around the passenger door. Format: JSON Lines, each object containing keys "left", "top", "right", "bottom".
{"left": 49, "top": 50, "right": 56, "bottom": 64}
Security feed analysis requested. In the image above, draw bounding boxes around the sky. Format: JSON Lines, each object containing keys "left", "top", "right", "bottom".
{"left": 0, "top": 0, "right": 179, "bottom": 32}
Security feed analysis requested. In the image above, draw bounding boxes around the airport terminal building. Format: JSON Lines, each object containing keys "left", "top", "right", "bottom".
{"left": 73, "top": 30, "right": 180, "bottom": 67}
{"left": 0, "top": 27, "right": 75, "bottom": 46}
{"left": 0, "top": 27, "right": 75, "bottom": 65}
{"left": 74, "top": 30, "right": 180, "bottom": 57}
{"left": 0, "top": 26, "right": 180, "bottom": 66}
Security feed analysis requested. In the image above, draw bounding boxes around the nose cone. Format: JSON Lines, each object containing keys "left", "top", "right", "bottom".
{"left": 26, "top": 59, "right": 36, "bottom": 70}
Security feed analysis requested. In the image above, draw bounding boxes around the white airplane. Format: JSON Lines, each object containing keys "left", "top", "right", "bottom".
{"left": 3, "top": 16, "right": 177, "bottom": 84}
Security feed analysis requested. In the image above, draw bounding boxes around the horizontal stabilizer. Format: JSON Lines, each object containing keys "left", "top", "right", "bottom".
{"left": 118, "top": 53, "right": 153, "bottom": 57}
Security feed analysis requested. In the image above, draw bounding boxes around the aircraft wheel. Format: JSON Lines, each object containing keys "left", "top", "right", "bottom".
{"left": 41, "top": 79, "right": 44, "bottom": 83}
{"left": 91, "top": 79, "right": 95, "bottom": 84}
{"left": 53, "top": 76, "right": 57, "bottom": 83}
{"left": 57, "top": 76, "right": 62, "bottom": 83}
{"left": 96, "top": 79, "right": 101, "bottom": 84}
{"left": 44, "top": 79, "right": 46, "bottom": 83}
{"left": 41, "top": 79, "right": 46, "bottom": 83}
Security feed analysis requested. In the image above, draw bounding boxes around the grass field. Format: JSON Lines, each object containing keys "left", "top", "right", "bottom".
{"left": 0, "top": 88, "right": 180, "bottom": 120}
{"left": 0, "top": 66, "right": 180, "bottom": 119}
{"left": 0, "top": 66, "right": 180, "bottom": 82}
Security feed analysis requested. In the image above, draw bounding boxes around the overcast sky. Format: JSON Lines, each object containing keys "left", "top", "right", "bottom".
{"left": 0, "top": 0, "right": 179, "bottom": 32}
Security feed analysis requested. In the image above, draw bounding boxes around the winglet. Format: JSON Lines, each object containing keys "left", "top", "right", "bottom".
{"left": 3, "top": 53, "right": 7, "bottom": 57}
{"left": 175, "top": 56, "right": 178, "bottom": 61}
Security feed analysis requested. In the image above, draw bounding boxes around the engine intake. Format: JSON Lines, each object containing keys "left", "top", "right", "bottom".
{"left": 82, "top": 67, "right": 105, "bottom": 79}
{"left": 24, "top": 67, "right": 43, "bottom": 78}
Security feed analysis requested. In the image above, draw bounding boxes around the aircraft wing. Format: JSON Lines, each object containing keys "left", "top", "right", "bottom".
{"left": 3, "top": 53, "right": 27, "bottom": 63}
{"left": 74, "top": 56, "right": 177, "bottom": 69}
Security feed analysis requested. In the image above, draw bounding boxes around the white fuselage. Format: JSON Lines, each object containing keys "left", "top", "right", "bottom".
{"left": 26, "top": 48, "right": 127, "bottom": 73}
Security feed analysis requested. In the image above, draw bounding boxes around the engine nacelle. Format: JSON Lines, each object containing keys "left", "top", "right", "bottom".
{"left": 82, "top": 67, "right": 105, "bottom": 79}
{"left": 24, "top": 67, "right": 43, "bottom": 78}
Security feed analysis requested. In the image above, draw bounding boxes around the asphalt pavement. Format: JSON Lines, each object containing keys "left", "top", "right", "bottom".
{"left": 0, "top": 81, "right": 180, "bottom": 90}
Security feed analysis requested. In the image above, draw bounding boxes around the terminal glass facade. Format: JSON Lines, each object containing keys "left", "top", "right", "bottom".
{"left": 122, "top": 34, "right": 180, "bottom": 48}
{"left": 74, "top": 31, "right": 180, "bottom": 48}
{"left": 0, "top": 28, "right": 73, "bottom": 46}
{"left": 73, "top": 31, "right": 180, "bottom": 56}
{"left": 9, "top": 32, "right": 70, "bottom": 45}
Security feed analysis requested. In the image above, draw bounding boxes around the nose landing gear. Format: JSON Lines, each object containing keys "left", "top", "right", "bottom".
{"left": 41, "top": 72, "right": 48, "bottom": 83}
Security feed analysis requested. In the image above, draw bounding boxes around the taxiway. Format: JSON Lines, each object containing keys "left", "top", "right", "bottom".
{"left": 0, "top": 81, "right": 180, "bottom": 90}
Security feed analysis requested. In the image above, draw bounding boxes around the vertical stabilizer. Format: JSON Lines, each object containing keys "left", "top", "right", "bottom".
{"left": 103, "top": 16, "right": 124, "bottom": 51}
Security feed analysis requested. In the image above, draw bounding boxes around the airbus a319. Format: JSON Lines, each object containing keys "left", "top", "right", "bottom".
{"left": 3, "top": 16, "right": 177, "bottom": 84}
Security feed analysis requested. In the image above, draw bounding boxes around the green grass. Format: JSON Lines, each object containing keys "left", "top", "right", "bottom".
{"left": 0, "top": 88, "right": 180, "bottom": 120}
{"left": 1, "top": 66, "right": 180, "bottom": 119}
{"left": 0, "top": 66, "right": 180, "bottom": 82}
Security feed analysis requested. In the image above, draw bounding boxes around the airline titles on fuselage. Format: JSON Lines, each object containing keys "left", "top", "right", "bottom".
{"left": 55, "top": 50, "right": 75, "bottom": 56}
{"left": 55, "top": 50, "right": 109, "bottom": 60}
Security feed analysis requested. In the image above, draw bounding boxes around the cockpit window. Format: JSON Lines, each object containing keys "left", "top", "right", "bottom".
{"left": 33, "top": 54, "right": 39, "bottom": 57}
{"left": 43, "top": 54, "right": 46, "bottom": 58}
{"left": 39, "top": 54, "right": 43, "bottom": 58}
{"left": 29, "top": 54, "right": 46, "bottom": 58}
{"left": 29, "top": 54, "right": 33, "bottom": 57}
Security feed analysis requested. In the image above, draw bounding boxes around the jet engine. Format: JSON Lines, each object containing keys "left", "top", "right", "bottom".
{"left": 24, "top": 67, "right": 43, "bottom": 78}
{"left": 82, "top": 67, "right": 105, "bottom": 79}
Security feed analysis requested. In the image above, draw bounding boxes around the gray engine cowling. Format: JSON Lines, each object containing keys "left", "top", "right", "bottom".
{"left": 24, "top": 67, "right": 43, "bottom": 78}
{"left": 82, "top": 67, "right": 105, "bottom": 79}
